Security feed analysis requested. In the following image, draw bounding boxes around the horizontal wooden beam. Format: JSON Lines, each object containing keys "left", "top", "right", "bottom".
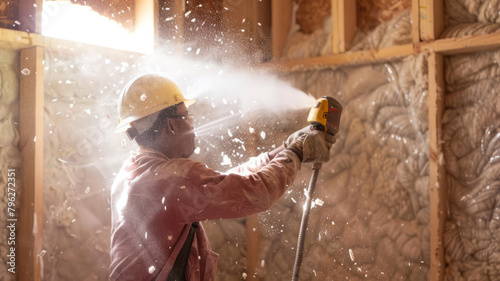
{"left": 263, "top": 32, "right": 500, "bottom": 71}
{"left": 263, "top": 44, "right": 415, "bottom": 71}
{"left": 1, "top": 17, "right": 500, "bottom": 59}
{"left": 0, "top": 28, "right": 42, "bottom": 50}
{"left": 420, "top": 33, "right": 500, "bottom": 55}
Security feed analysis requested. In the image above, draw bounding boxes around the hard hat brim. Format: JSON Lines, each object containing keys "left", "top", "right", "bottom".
{"left": 184, "top": 99, "right": 196, "bottom": 107}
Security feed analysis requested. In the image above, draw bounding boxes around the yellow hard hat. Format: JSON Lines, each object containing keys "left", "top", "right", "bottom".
{"left": 115, "top": 74, "right": 195, "bottom": 133}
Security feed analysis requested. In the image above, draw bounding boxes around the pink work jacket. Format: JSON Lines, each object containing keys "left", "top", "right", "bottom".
{"left": 110, "top": 147, "right": 301, "bottom": 281}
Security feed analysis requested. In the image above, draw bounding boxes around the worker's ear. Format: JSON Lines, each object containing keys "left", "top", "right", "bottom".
{"left": 165, "top": 119, "right": 176, "bottom": 136}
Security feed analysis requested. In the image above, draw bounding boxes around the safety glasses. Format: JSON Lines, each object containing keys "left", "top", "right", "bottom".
{"left": 168, "top": 114, "right": 193, "bottom": 123}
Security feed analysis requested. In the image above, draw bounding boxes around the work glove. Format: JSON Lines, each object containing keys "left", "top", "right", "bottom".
{"left": 285, "top": 126, "right": 336, "bottom": 163}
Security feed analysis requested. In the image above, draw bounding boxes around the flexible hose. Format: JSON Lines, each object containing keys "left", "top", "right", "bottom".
{"left": 291, "top": 162, "right": 322, "bottom": 281}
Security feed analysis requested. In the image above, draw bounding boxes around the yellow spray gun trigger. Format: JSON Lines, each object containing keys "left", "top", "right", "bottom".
{"left": 307, "top": 96, "right": 343, "bottom": 136}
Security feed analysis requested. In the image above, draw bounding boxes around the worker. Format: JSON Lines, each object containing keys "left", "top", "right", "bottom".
{"left": 110, "top": 74, "right": 335, "bottom": 281}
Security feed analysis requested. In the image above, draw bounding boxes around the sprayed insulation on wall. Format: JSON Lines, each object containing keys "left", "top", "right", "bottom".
{"left": 253, "top": 54, "right": 430, "bottom": 280}
{"left": 443, "top": 50, "right": 500, "bottom": 280}
{"left": 444, "top": 0, "right": 500, "bottom": 37}
{"left": 0, "top": 49, "right": 20, "bottom": 281}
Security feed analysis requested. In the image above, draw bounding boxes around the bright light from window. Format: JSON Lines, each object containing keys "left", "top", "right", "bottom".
{"left": 42, "top": 2, "right": 154, "bottom": 53}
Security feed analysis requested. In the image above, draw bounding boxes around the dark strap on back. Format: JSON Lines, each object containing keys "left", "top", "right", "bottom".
{"left": 166, "top": 222, "right": 199, "bottom": 281}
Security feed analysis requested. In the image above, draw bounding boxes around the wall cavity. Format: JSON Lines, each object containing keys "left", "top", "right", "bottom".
{"left": 254, "top": 54, "right": 430, "bottom": 280}
{"left": 443, "top": 50, "right": 500, "bottom": 280}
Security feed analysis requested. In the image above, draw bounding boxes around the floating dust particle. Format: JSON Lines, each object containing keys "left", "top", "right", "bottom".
{"left": 314, "top": 198, "right": 324, "bottom": 206}
{"left": 148, "top": 266, "right": 156, "bottom": 274}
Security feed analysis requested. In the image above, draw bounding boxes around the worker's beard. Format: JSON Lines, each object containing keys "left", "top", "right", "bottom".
{"left": 182, "top": 132, "right": 196, "bottom": 158}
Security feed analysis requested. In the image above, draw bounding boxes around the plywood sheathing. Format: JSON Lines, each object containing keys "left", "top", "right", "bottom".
{"left": 294, "top": 0, "right": 331, "bottom": 35}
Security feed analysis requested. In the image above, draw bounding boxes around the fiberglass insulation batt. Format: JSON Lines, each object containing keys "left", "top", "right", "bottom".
{"left": 255, "top": 54, "right": 430, "bottom": 281}
{"left": 443, "top": 50, "right": 500, "bottom": 280}
{"left": 444, "top": 0, "right": 500, "bottom": 37}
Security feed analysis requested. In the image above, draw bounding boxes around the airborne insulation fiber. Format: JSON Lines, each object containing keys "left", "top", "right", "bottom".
{"left": 0, "top": 48, "right": 20, "bottom": 281}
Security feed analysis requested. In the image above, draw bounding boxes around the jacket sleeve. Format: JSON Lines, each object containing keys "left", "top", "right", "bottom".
{"left": 167, "top": 150, "right": 301, "bottom": 223}
{"left": 224, "top": 152, "right": 271, "bottom": 176}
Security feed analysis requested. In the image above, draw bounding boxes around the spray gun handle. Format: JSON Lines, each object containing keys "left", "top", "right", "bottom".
{"left": 313, "top": 162, "right": 322, "bottom": 170}
{"left": 309, "top": 124, "right": 324, "bottom": 132}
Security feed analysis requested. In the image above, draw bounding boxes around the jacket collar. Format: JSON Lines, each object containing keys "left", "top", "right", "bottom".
{"left": 136, "top": 147, "right": 170, "bottom": 161}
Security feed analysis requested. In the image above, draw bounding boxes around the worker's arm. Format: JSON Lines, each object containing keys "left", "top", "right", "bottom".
{"left": 169, "top": 149, "right": 301, "bottom": 223}
{"left": 267, "top": 144, "right": 286, "bottom": 160}
{"left": 164, "top": 129, "right": 332, "bottom": 223}
{"left": 223, "top": 143, "right": 285, "bottom": 176}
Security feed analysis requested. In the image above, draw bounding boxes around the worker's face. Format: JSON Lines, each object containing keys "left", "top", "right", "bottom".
{"left": 171, "top": 103, "right": 195, "bottom": 158}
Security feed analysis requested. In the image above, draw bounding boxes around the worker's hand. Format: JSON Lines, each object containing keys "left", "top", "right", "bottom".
{"left": 301, "top": 130, "right": 335, "bottom": 162}
{"left": 285, "top": 126, "right": 314, "bottom": 147}
{"left": 285, "top": 126, "right": 336, "bottom": 162}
